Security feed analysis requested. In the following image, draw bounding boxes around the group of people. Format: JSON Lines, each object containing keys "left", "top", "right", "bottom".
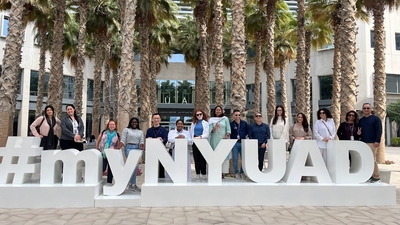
{"left": 30, "top": 102, "right": 383, "bottom": 192}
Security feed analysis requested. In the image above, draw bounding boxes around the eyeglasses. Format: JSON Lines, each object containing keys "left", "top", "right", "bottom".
{"left": 363, "top": 107, "right": 371, "bottom": 110}
{"left": 255, "top": 115, "right": 262, "bottom": 118}
{"left": 234, "top": 114, "right": 241, "bottom": 116}
{"left": 319, "top": 112, "right": 325, "bottom": 115}
{"left": 348, "top": 114, "right": 356, "bottom": 117}
{"left": 277, "top": 109, "right": 282, "bottom": 112}
{"left": 196, "top": 113, "right": 202, "bottom": 116}
{"left": 297, "top": 117, "right": 303, "bottom": 119}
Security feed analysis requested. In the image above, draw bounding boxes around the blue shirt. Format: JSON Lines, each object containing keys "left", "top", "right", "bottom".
{"left": 248, "top": 122, "right": 270, "bottom": 144}
{"left": 230, "top": 120, "right": 248, "bottom": 140}
{"left": 194, "top": 120, "right": 204, "bottom": 136}
{"left": 146, "top": 126, "right": 168, "bottom": 145}
{"left": 359, "top": 115, "right": 382, "bottom": 143}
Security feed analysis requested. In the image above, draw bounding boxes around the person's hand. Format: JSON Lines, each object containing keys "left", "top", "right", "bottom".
{"left": 296, "top": 137, "right": 305, "bottom": 140}
{"left": 158, "top": 137, "right": 163, "bottom": 141}
{"left": 261, "top": 143, "right": 266, "bottom": 148}
{"left": 39, "top": 135, "right": 43, "bottom": 139}
{"left": 323, "top": 137, "right": 330, "bottom": 142}
{"left": 177, "top": 135, "right": 185, "bottom": 139}
{"left": 140, "top": 143, "right": 144, "bottom": 150}
{"left": 223, "top": 134, "right": 230, "bottom": 139}
{"left": 357, "top": 127, "right": 362, "bottom": 135}
{"left": 110, "top": 146, "right": 114, "bottom": 149}
{"left": 374, "top": 142, "right": 380, "bottom": 148}
{"left": 194, "top": 136, "right": 201, "bottom": 139}
{"left": 74, "top": 134, "right": 81, "bottom": 141}
{"left": 215, "top": 123, "right": 220, "bottom": 128}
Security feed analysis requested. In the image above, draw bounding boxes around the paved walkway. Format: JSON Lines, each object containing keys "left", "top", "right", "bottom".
{"left": 1, "top": 147, "right": 400, "bottom": 225}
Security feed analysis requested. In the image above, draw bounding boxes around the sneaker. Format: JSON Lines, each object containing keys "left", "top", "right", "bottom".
{"left": 235, "top": 174, "right": 241, "bottom": 179}
{"left": 202, "top": 175, "right": 207, "bottom": 180}
{"left": 195, "top": 174, "right": 200, "bottom": 180}
{"left": 130, "top": 185, "right": 141, "bottom": 192}
{"left": 369, "top": 177, "right": 381, "bottom": 183}
{"left": 240, "top": 173, "right": 246, "bottom": 180}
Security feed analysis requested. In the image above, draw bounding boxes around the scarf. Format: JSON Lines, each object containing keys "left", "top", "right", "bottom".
{"left": 103, "top": 130, "right": 116, "bottom": 158}
{"left": 46, "top": 116, "right": 56, "bottom": 149}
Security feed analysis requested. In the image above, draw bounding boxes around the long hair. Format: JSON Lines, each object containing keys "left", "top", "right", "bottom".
{"left": 127, "top": 117, "right": 140, "bottom": 129}
{"left": 317, "top": 108, "right": 333, "bottom": 120}
{"left": 65, "top": 104, "right": 79, "bottom": 123}
{"left": 44, "top": 105, "right": 55, "bottom": 118}
{"left": 272, "top": 105, "right": 286, "bottom": 125}
{"left": 296, "top": 112, "right": 309, "bottom": 133}
{"left": 345, "top": 110, "right": 358, "bottom": 122}
{"left": 213, "top": 105, "right": 225, "bottom": 117}
{"left": 192, "top": 109, "right": 208, "bottom": 124}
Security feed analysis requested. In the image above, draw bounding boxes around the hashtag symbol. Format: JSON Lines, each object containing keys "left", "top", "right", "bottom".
{"left": 0, "top": 137, "right": 42, "bottom": 184}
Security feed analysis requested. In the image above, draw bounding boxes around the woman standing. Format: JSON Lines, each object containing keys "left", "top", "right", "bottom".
{"left": 289, "top": 113, "right": 313, "bottom": 151}
{"left": 337, "top": 110, "right": 360, "bottom": 141}
{"left": 30, "top": 105, "right": 61, "bottom": 150}
{"left": 313, "top": 108, "right": 336, "bottom": 165}
{"left": 168, "top": 119, "right": 192, "bottom": 181}
{"left": 95, "top": 120, "right": 121, "bottom": 184}
{"left": 209, "top": 105, "right": 231, "bottom": 178}
{"left": 60, "top": 104, "right": 84, "bottom": 151}
{"left": 270, "top": 105, "right": 289, "bottom": 145}
{"left": 189, "top": 109, "right": 209, "bottom": 180}
{"left": 120, "top": 117, "right": 144, "bottom": 192}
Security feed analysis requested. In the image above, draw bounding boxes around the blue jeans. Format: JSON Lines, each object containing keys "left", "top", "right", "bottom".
{"left": 125, "top": 144, "right": 140, "bottom": 185}
{"left": 232, "top": 142, "right": 243, "bottom": 174}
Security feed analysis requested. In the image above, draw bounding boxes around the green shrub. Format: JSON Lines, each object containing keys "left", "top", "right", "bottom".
{"left": 391, "top": 137, "right": 400, "bottom": 147}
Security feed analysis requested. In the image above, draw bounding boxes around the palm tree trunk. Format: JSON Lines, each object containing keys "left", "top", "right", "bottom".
{"left": 35, "top": 25, "right": 47, "bottom": 117}
{"left": 139, "top": 18, "right": 151, "bottom": 134}
{"left": 265, "top": 0, "right": 277, "bottom": 122}
{"left": 332, "top": 26, "right": 341, "bottom": 129}
{"left": 372, "top": 2, "right": 386, "bottom": 163}
{"left": 213, "top": 0, "right": 224, "bottom": 107}
{"left": 279, "top": 55, "right": 289, "bottom": 115}
{"left": 104, "top": 37, "right": 111, "bottom": 125}
{"left": 73, "top": 0, "right": 88, "bottom": 117}
{"left": 304, "top": 30, "right": 312, "bottom": 122}
{"left": 295, "top": 0, "right": 306, "bottom": 114}
{"left": 340, "top": 0, "right": 358, "bottom": 126}
{"left": 118, "top": 0, "right": 138, "bottom": 133}
{"left": 48, "top": 0, "right": 67, "bottom": 118}
{"left": 0, "top": 0, "right": 25, "bottom": 146}
{"left": 194, "top": 0, "right": 210, "bottom": 114}
{"left": 149, "top": 46, "right": 158, "bottom": 114}
{"left": 253, "top": 31, "right": 262, "bottom": 114}
{"left": 194, "top": 65, "right": 201, "bottom": 110}
{"left": 230, "top": 0, "right": 247, "bottom": 113}
{"left": 92, "top": 33, "right": 105, "bottom": 137}
{"left": 112, "top": 68, "right": 119, "bottom": 122}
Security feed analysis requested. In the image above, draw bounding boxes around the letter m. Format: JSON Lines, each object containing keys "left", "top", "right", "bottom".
{"left": 40, "top": 149, "right": 102, "bottom": 184}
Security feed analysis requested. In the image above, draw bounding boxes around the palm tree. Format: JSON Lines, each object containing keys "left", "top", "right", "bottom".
{"left": 294, "top": 0, "right": 306, "bottom": 115}
{"left": 72, "top": 0, "right": 89, "bottom": 117}
{"left": 0, "top": 0, "right": 25, "bottom": 146}
{"left": 47, "top": 0, "right": 67, "bottom": 118}
{"left": 230, "top": 0, "right": 247, "bottom": 113}
{"left": 110, "top": 33, "right": 122, "bottom": 121}
{"left": 103, "top": 37, "right": 111, "bottom": 125}
{"left": 364, "top": 0, "right": 400, "bottom": 163}
{"left": 213, "top": 0, "right": 224, "bottom": 107}
{"left": 117, "top": 0, "right": 138, "bottom": 133}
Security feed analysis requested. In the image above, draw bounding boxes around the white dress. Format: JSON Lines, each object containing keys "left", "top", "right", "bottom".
{"left": 270, "top": 116, "right": 289, "bottom": 143}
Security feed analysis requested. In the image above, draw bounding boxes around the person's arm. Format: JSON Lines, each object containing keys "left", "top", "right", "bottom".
{"left": 329, "top": 120, "right": 336, "bottom": 140}
{"left": 248, "top": 125, "right": 253, "bottom": 139}
{"left": 337, "top": 123, "right": 344, "bottom": 140}
{"left": 201, "top": 121, "right": 210, "bottom": 139}
{"left": 95, "top": 133, "right": 102, "bottom": 149}
{"left": 29, "top": 116, "right": 43, "bottom": 137}
{"left": 168, "top": 130, "right": 177, "bottom": 143}
{"left": 313, "top": 121, "right": 324, "bottom": 141}
{"left": 78, "top": 117, "right": 85, "bottom": 138}
{"left": 162, "top": 128, "right": 168, "bottom": 144}
{"left": 265, "top": 124, "right": 271, "bottom": 141}
{"left": 120, "top": 128, "right": 127, "bottom": 145}
{"left": 289, "top": 124, "right": 294, "bottom": 143}
{"left": 186, "top": 130, "right": 193, "bottom": 145}
{"left": 139, "top": 130, "right": 145, "bottom": 150}
{"left": 146, "top": 128, "right": 151, "bottom": 138}
{"left": 281, "top": 119, "right": 290, "bottom": 141}
{"left": 224, "top": 117, "right": 231, "bottom": 138}
{"left": 375, "top": 117, "right": 383, "bottom": 143}
{"left": 306, "top": 126, "right": 313, "bottom": 140}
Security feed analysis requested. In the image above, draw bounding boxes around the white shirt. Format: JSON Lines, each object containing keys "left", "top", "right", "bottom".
{"left": 168, "top": 129, "right": 192, "bottom": 149}
{"left": 270, "top": 116, "right": 289, "bottom": 142}
{"left": 313, "top": 118, "right": 336, "bottom": 149}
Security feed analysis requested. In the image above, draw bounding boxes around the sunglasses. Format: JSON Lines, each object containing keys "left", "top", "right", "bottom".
{"left": 255, "top": 115, "right": 262, "bottom": 118}
{"left": 234, "top": 114, "right": 241, "bottom": 116}
{"left": 196, "top": 113, "right": 202, "bottom": 116}
{"left": 348, "top": 114, "right": 356, "bottom": 117}
{"left": 363, "top": 108, "right": 371, "bottom": 110}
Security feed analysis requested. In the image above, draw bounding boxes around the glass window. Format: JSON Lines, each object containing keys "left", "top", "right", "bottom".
{"left": 100, "top": 81, "right": 104, "bottom": 102}
{"left": 157, "top": 80, "right": 176, "bottom": 103}
{"left": 87, "top": 79, "right": 94, "bottom": 101}
{"left": 370, "top": 30, "right": 374, "bottom": 48}
{"left": 396, "top": 33, "right": 400, "bottom": 51}
{"left": 63, "top": 75, "right": 74, "bottom": 99}
{"left": 209, "top": 81, "right": 216, "bottom": 104}
{"left": 275, "top": 81, "right": 282, "bottom": 104}
{"left": 319, "top": 75, "right": 333, "bottom": 100}
{"left": 30, "top": 70, "right": 50, "bottom": 96}
{"left": 136, "top": 79, "right": 140, "bottom": 103}
{"left": 291, "top": 79, "right": 297, "bottom": 100}
{"left": 1, "top": 16, "right": 9, "bottom": 37}
{"left": 177, "top": 80, "right": 194, "bottom": 103}
{"left": 386, "top": 74, "right": 400, "bottom": 93}
{"left": 246, "top": 84, "right": 255, "bottom": 105}
{"left": 224, "top": 81, "right": 231, "bottom": 105}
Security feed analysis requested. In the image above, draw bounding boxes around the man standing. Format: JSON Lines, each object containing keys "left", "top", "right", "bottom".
{"left": 230, "top": 109, "right": 248, "bottom": 179}
{"left": 358, "top": 103, "right": 382, "bottom": 183}
{"left": 248, "top": 112, "right": 270, "bottom": 171}
{"left": 146, "top": 113, "right": 169, "bottom": 178}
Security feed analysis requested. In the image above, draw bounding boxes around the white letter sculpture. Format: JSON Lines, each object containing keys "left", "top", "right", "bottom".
{"left": 41, "top": 149, "right": 102, "bottom": 184}
{"left": 145, "top": 139, "right": 188, "bottom": 184}
{"left": 0, "top": 137, "right": 42, "bottom": 184}
{"left": 282, "top": 140, "right": 332, "bottom": 183}
{"left": 242, "top": 139, "right": 287, "bottom": 183}
{"left": 194, "top": 139, "right": 237, "bottom": 184}
{"left": 327, "top": 140, "right": 374, "bottom": 183}
{"left": 103, "top": 148, "right": 143, "bottom": 196}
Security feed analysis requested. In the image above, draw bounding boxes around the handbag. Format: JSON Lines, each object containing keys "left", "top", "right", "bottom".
{"left": 31, "top": 116, "right": 45, "bottom": 136}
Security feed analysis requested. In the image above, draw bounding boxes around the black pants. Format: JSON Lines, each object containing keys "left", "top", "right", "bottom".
{"left": 103, "top": 158, "right": 113, "bottom": 183}
{"left": 60, "top": 139, "right": 84, "bottom": 151}
{"left": 258, "top": 146, "right": 266, "bottom": 171}
{"left": 192, "top": 143, "right": 207, "bottom": 175}
{"left": 40, "top": 136, "right": 59, "bottom": 150}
